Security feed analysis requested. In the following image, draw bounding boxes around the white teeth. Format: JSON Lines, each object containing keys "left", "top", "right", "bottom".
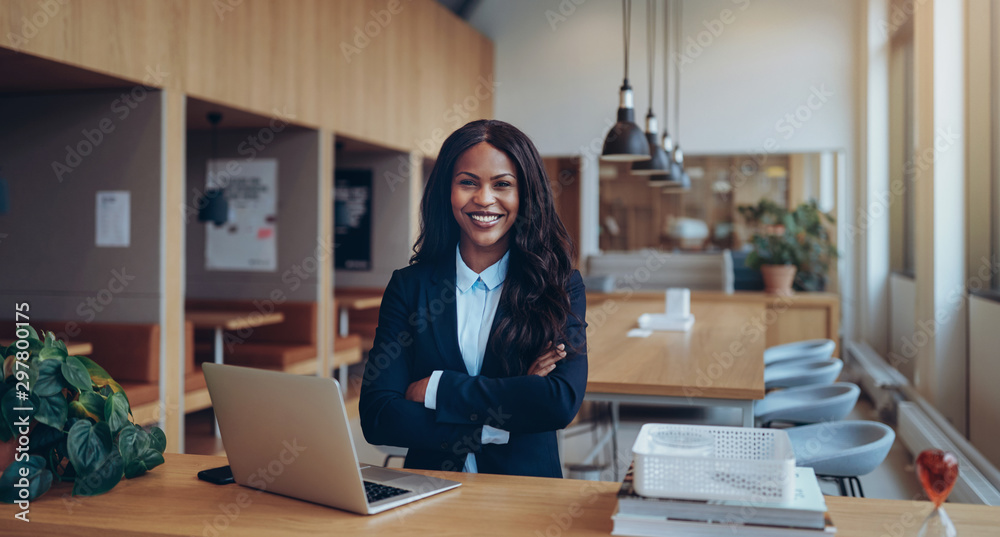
{"left": 471, "top": 214, "right": 500, "bottom": 222}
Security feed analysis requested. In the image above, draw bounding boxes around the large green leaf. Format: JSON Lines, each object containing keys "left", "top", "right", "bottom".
{"left": 38, "top": 345, "right": 67, "bottom": 361}
{"left": 72, "top": 449, "right": 122, "bottom": 497}
{"left": 0, "top": 389, "right": 37, "bottom": 443}
{"left": 69, "top": 390, "right": 106, "bottom": 423}
{"left": 25, "top": 325, "right": 39, "bottom": 341}
{"left": 0, "top": 457, "right": 53, "bottom": 503}
{"left": 34, "top": 358, "right": 68, "bottom": 397}
{"left": 104, "top": 392, "right": 130, "bottom": 435}
{"left": 35, "top": 393, "right": 69, "bottom": 429}
{"left": 68, "top": 420, "right": 124, "bottom": 497}
{"left": 43, "top": 331, "right": 55, "bottom": 348}
{"left": 75, "top": 356, "right": 127, "bottom": 398}
{"left": 62, "top": 356, "right": 93, "bottom": 393}
{"left": 67, "top": 420, "right": 112, "bottom": 476}
{"left": 149, "top": 427, "right": 167, "bottom": 453}
{"left": 28, "top": 423, "right": 65, "bottom": 456}
{"left": 118, "top": 425, "right": 165, "bottom": 478}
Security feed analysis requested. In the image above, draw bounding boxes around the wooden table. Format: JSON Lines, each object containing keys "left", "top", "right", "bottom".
{"left": 584, "top": 293, "right": 768, "bottom": 477}
{"left": 185, "top": 311, "right": 285, "bottom": 367}
{"left": 334, "top": 288, "right": 383, "bottom": 337}
{"left": 1, "top": 339, "right": 92, "bottom": 356}
{"left": 2, "top": 453, "right": 998, "bottom": 536}
{"left": 185, "top": 311, "right": 284, "bottom": 435}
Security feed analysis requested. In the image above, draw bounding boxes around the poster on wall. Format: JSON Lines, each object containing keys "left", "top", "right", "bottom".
{"left": 334, "top": 169, "right": 372, "bottom": 271}
{"left": 205, "top": 158, "right": 278, "bottom": 272}
{"left": 95, "top": 191, "right": 130, "bottom": 247}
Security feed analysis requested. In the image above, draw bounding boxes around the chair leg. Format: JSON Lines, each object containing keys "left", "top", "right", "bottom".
{"left": 836, "top": 477, "right": 848, "bottom": 496}
{"left": 849, "top": 476, "right": 865, "bottom": 498}
{"left": 383, "top": 454, "right": 393, "bottom": 467}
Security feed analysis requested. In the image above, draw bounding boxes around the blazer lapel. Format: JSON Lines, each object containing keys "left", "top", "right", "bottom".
{"left": 427, "top": 254, "right": 466, "bottom": 372}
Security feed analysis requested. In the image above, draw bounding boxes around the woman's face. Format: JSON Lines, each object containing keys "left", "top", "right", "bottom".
{"left": 450, "top": 141, "right": 520, "bottom": 255}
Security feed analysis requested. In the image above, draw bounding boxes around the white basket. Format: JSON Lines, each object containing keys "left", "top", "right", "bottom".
{"left": 631, "top": 423, "right": 796, "bottom": 503}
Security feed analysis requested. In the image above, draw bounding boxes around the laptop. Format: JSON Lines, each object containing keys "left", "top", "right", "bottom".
{"left": 202, "top": 362, "right": 461, "bottom": 515}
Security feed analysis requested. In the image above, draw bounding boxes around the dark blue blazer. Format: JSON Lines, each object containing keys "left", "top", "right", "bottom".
{"left": 359, "top": 252, "right": 588, "bottom": 478}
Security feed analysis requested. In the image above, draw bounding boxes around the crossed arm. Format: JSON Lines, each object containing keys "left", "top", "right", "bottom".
{"left": 359, "top": 269, "right": 588, "bottom": 452}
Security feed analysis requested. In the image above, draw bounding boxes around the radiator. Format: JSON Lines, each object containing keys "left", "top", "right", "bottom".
{"left": 897, "top": 400, "right": 1000, "bottom": 505}
{"left": 845, "top": 340, "right": 1000, "bottom": 505}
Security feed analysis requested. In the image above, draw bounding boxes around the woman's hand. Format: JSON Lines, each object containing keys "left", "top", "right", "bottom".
{"left": 527, "top": 343, "right": 566, "bottom": 376}
{"left": 406, "top": 376, "right": 430, "bottom": 403}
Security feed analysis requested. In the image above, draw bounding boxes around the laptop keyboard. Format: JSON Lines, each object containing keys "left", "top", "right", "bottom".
{"left": 364, "top": 481, "right": 411, "bottom": 503}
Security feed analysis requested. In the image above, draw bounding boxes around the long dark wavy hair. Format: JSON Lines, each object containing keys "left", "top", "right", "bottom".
{"left": 410, "top": 120, "right": 576, "bottom": 375}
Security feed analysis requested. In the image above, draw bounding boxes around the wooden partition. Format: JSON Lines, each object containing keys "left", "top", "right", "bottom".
{"left": 1, "top": 0, "right": 493, "bottom": 453}
{"left": 0, "top": 0, "right": 493, "bottom": 153}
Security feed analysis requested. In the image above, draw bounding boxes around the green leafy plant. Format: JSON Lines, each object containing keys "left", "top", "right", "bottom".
{"left": 738, "top": 199, "right": 839, "bottom": 291}
{"left": 0, "top": 326, "right": 165, "bottom": 501}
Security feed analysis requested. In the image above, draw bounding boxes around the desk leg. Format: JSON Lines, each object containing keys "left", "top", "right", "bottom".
{"left": 339, "top": 308, "right": 349, "bottom": 337}
{"left": 338, "top": 364, "right": 348, "bottom": 400}
{"left": 610, "top": 401, "right": 620, "bottom": 482}
{"left": 213, "top": 327, "right": 223, "bottom": 437}
{"left": 741, "top": 400, "right": 755, "bottom": 428}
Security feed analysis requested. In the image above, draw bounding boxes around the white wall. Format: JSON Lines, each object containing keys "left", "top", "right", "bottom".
{"left": 469, "top": 0, "right": 857, "bottom": 156}
{"left": 468, "top": 0, "right": 860, "bottom": 335}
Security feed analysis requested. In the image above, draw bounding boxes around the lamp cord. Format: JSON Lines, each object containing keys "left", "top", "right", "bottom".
{"left": 623, "top": 0, "right": 631, "bottom": 81}
{"left": 673, "top": 0, "right": 682, "bottom": 141}
{"left": 647, "top": 0, "right": 656, "bottom": 115}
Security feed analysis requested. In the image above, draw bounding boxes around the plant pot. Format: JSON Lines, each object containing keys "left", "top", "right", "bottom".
{"left": 760, "top": 264, "right": 797, "bottom": 296}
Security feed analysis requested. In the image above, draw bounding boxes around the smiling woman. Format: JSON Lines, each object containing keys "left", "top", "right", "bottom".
{"left": 359, "top": 120, "right": 588, "bottom": 478}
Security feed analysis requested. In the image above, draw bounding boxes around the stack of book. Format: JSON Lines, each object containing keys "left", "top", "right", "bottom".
{"left": 612, "top": 465, "right": 837, "bottom": 536}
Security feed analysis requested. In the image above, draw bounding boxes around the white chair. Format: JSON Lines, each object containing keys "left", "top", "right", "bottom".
{"left": 754, "top": 382, "right": 860, "bottom": 426}
{"left": 763, "top": 339, "right": 835, "bottom": 366}
{"left": 764, "top": 358, "right": 843, "bottom": 389}
{"left": 786, "top": 420, "right": 896, "bottom": 497}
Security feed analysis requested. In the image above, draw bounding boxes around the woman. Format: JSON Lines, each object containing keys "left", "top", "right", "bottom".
{"left": 359, "top": 119, "right": 587, "bottom": 478}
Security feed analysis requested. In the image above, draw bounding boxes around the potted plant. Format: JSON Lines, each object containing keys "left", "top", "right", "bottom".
{"left": 738, "top": 199, "right": 838, "bottom": 295}
{"left": 0, "top": 326, "right": 166, "bottom": 502}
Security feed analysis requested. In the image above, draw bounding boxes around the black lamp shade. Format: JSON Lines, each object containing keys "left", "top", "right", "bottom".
{"left": 198, "top": 189, "right": 228, "bottom": 226}
{"left": 601, "top": 85, "right": 651, "bottom": 162}
{"left": 632, "top": 129, "right": 671, "bottom": 176}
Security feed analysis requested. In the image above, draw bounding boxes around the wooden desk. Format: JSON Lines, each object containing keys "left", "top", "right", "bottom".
{"left": 690, "top": 290, "right": 841, "bottom": 355}
{"left": 2, "top": 453, "right": 998, "bottom": 536}
{"left": 586, "top": 293, "right": 767, "bottom": 425}
{"left": 185, "top": 311, "right": 285, "bottom": 366}
{"left": 334, "top": 288, "right": 383, "bottom": 337}
{"left": 1, "top": 339, "right": 92, "bottom": 357}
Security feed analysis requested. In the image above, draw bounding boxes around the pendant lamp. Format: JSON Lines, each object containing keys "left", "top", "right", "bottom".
{"left": 601, "top": 0, "right": 650, "bottom": 162}
{"left": 198, "top": 112, "right": 229, "bottom": 226}
{"left": 633, "top": 0, "right": 673, "bottom": 179}
{"left": 664, "top": 0, "right": 690, "bottom": 191}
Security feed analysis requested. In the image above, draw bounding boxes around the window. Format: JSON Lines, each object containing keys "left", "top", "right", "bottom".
{"left": 888, "top": 0, "right": 916, "bottom": 278}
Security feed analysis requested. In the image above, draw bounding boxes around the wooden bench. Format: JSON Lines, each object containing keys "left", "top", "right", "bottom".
{"left": 1, "top": 321, "right": 168, "bottom": 425}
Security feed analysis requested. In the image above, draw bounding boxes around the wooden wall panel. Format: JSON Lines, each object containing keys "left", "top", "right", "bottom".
{"left": 0, "top": 0, "right": 493, "bottom": 153}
